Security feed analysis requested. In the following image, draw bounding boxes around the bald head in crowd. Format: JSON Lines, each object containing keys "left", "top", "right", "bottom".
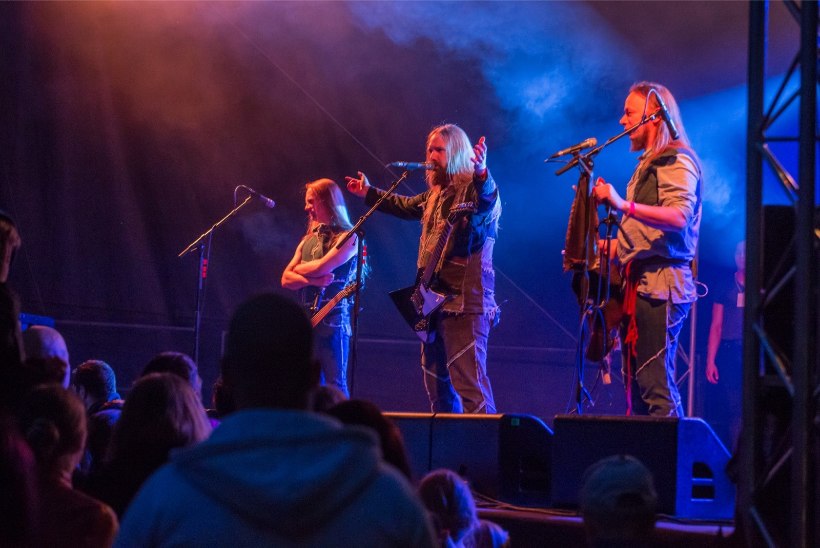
{"left": 22, "top": 326, "right": 70, "bottom": 388}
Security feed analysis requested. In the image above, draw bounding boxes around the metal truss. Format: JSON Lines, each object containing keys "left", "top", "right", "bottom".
{"left": 742, "top": 1, "right": 818, "bottom": 547}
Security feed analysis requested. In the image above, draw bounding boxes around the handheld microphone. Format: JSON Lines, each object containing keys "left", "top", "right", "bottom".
{"left": 237, "top": 185, "right": 276, "bottom": 208}
{"left": 547, "top": 137, "right": 597, "bottom": 160}
{"left": 652, "top": 91, "right": 680, "bottom": 140}
{"left": 387, "top": 162, "right": 435, "bottom": 170}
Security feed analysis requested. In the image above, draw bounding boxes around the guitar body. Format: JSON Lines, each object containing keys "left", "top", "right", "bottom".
{"left": 389, "top": 280, "right": 452, "bottom": 343}
{"left": 389, "top": 202, "right": 475, "bottom": 343}
{"left": 311, "top": 282, "right": 358, "bottom": 328}
{"left": 572, "top": 269, "right": 624, "bottom": 361}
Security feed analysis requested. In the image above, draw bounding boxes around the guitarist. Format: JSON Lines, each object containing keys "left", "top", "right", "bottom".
{"left": 592, "top": 82, "right": 702, "bottom": 418}
{"left": 281, "top": 178, "right": 360, "bottom": 397}
{"left": 346, "top": 124, "right": 501, "bottom": 414}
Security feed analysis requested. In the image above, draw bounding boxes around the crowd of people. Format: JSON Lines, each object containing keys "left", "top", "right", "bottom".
{"left": 1, "top": 286, "right": 671, "bottom": 547}
{"left": 0, "top": 288, "right": 455, "bottom": 546}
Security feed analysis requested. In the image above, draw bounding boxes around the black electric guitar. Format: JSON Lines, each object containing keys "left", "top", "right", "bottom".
{"left": 389, "top": 202, "right": 476, "bottom": 342}
{"left": 310, "top": 282, "right": 359, "bottom": 328}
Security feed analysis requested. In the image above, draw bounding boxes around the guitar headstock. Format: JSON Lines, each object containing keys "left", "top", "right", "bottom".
{"left": 447, "top": 201, "right": 477, "bottom": 223}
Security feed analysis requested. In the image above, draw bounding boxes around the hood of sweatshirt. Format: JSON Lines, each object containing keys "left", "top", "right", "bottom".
{"left": 170, "top": 409, "right": 384, "bottom": 538}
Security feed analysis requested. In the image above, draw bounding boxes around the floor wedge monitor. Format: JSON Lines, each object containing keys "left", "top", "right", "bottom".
{"left": 386, "top": 412, "right": 553, "bottom": 506}
{"left": 551, "top": 414, "right": 735, "bottom": 519}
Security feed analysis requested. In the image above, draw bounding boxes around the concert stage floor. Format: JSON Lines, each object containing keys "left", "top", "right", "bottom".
{"left": 386, "top": 411, "right": 738, "bottom": 546}
{"left": 476, "top": 506, "right": 735, "bottom": 547}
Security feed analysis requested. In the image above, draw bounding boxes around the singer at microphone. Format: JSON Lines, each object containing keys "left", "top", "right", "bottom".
{"left": 590, "top": 82, "right": 702, "bottom": 420}
{"left": 344, "top": 126, "right": 500, "bottom": 414}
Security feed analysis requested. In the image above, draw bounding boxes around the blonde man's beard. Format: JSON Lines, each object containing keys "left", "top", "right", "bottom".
{"left": 430, "top": 169, "right": 450, "bottom": 188}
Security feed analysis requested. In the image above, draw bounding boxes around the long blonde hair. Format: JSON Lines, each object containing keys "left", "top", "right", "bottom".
{"left": 304, "top": 178, "right": 353, "bottom": 237}
{"left": 424, "top": 124, "right": 474, "bottom": 189}
{"left": 630, "top": 82, "right": 696, "bottom": 169}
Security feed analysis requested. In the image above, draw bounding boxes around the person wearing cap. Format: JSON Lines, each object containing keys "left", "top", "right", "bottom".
{"left": 580, "top": 454, "right": 658, "bottom": 547}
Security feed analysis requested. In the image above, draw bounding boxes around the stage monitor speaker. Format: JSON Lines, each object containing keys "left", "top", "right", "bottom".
{"left": 551, "top": 415, "right": 734, "bottom": 520}
{"left": 386, "top": 412, "right": 553, "bottom": 506}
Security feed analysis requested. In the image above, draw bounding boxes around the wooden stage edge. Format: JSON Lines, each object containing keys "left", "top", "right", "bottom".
{"left": 477, "top": 506, "right": 735, "bottom": 548}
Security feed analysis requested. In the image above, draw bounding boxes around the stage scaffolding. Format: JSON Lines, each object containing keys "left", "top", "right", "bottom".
{"left": 741, "top": 1, "right": 818, "bottom": 547}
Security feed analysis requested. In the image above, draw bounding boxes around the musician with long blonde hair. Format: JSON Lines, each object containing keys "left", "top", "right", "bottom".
{"left": 346, "top": 124, "right": 501, "bottom": 414}
{"left": 592, "top": 82, "right": 702, "bottom": 417}
{"left": 281, "top": 178, "right": 359, "bottom": 397}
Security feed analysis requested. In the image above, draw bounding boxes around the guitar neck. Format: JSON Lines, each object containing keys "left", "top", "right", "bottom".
{"left": 420, "top": 222, "right": 454, "bottom": 286}
{"left": 311, "top": 283, "right": 357, "bottom": 327}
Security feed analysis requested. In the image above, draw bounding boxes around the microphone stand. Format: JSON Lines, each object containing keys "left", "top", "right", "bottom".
{"left": 551, "top": 117, "right": 650, "bottom": 414}
{"left": 179, "top": 196, "right": 253, "bottom": 365}
{"left": 335, "top": 170, "right": 412, "bottom": 396}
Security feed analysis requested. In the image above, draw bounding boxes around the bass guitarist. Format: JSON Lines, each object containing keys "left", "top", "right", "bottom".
{"left": 346, "top": 124, "right": 501, "bottom": 414}
{"left": 281, "top": 178, "right": 361, "bottom": 397}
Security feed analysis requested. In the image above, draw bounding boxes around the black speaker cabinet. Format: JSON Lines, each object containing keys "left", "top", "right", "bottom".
{"left": 551, "top": 415, "right": 734, "bottom": 520}
{"left": 386, "top": 412, "right": 553, "bottom": 506}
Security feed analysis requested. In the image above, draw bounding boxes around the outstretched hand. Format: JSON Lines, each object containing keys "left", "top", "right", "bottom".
{"left": 345, "top": 171, "right": 371, "bottom": 198}
{"left": 472, "top": 136, "right": 488, "bottom": 176}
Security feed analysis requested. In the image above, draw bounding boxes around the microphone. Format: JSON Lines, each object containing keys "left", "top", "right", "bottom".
{"left": 652, "top": 91, "right": 680, "bottom": 140}
{"left": 547, "top": 137, "right": 597, "bottom": 160}
{"left": 237, "top": 185, "right": 276, "bottom": 208}
{"left": 387, "top": 162, "right": 435, "bottom": 170}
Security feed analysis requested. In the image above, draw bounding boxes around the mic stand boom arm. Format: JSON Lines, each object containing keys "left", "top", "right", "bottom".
{"left": 334, "top": 169, "right": 412, "bottom": 397}
{"left": 178, "top": 195, "right": 254, "bottom": 366}
{"left": 553, "top": 117, "right": 651, "bottom": 177}
{"left": 178, "top": 196, "right": 253, "bottom": 258}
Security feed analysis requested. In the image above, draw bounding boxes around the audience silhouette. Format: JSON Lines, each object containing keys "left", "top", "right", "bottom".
{"left": 115, "top": 293, "right": 435, "bottom": 547}
{"left": 84, "top": 372, "right": 211, "bottom": 517}
{"left": 580, "top": 454, "right": 658, "bottom": 548}
{"left": 418, "top": 468, "right": 510, "bottom": 548}
{"left": 18, "top": 385, "right": 118, "bottom": 547}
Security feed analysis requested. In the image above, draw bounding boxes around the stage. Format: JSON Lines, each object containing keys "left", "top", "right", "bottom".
{"left": 476, "top": 507, "right": 734, "bottom": 547}
{"left": 385, "top": 411, "right": 738, "bottom": 546}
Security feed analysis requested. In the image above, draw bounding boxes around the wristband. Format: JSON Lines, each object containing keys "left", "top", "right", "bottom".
{"left": 627, "top": 201, "right": 636, "bottom": 216}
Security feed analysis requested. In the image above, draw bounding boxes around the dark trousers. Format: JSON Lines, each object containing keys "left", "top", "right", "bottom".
{"left": 703, "top": 339, "right": 742, "bottom": 450}
{"left": 421, "top": 312, "right": 496, "bottom": 414}
{"left": 621, "top": 296, "right": 690, "bottom": 417}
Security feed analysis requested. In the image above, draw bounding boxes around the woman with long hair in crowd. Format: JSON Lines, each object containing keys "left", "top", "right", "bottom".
{"left": 84, "top": 372, "right": 212, "bottom": 517}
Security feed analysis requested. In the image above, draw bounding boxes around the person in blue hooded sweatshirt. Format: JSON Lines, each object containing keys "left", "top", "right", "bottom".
{"left": 115, "top": 293, "right": 435, "bottom": 547}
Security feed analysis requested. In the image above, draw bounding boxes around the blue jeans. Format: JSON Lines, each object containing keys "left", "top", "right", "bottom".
{"left": 314, "top": 313, "right": 351, "bottom": 397}
{"left": 621, "top": 296, "right": 689, "bottom": 417}
{"left": 421, "top": 312, "right": 496, "bottom": 414}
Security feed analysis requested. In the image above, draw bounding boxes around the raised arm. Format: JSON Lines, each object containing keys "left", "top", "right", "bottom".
{"left": 345, "top": 171, "right": 371, "bottom": 198}
{"left": 346, "top": 171, "right": 428, "bottom": 220}
{"left": 471, "top": 136, "right": 498, "bottom": 202}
